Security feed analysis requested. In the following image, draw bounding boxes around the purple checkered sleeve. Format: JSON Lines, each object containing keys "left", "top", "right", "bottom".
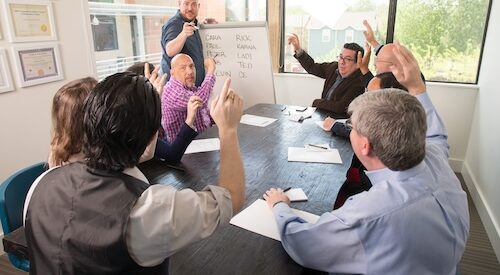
{"left": 161, "top": 73, "right": 216, "bottom": 142}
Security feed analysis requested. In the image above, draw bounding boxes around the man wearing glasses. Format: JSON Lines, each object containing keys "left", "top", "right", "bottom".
{"left": 288, "top": 33, "right": 366, "bottom": 116}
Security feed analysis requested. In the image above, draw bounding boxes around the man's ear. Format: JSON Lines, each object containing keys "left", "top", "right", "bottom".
{"left": 359, "top": 136, "right": 373, "bottom": 157}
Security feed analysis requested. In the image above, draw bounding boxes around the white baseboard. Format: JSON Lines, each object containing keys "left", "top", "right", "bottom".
{"left": 449, "top": 158, "right": 463, "bottom": 172}
{"left": 462, "top": 162, "right": 500, "bottom": 263}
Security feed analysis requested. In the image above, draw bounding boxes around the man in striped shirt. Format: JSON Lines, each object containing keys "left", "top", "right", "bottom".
{"left": 161, "top": 54, "right": 216, "bottom": 142}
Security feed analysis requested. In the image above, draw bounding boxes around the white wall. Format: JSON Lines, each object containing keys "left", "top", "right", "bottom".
{"left": 463, "top": 0, "right": 500, "bottom": 261}
{"left": 274, "top": 73, "right": 478, "bottom": 171}
{"left": 0, "top": 0, "right": 95, "bottom": 182}
{"left": 0, "top": 0, "right": 95, "bottom": 237}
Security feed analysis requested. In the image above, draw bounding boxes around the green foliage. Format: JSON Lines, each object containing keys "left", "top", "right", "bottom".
{"left": 394, "top": 0, "right": 489, "bottom": 82}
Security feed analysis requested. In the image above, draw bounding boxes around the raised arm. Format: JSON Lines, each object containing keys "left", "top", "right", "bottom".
{"left": 390, "top": 42, "right": 448, "bottom": 148}
{"left": 363, "top": 20, "right": 381, "bottom": 49}
{"left": 210, "top": 79, "right": 245, "bottom": 213}
{"left": 166, "top": 22, "right": 197, "bottom": 57}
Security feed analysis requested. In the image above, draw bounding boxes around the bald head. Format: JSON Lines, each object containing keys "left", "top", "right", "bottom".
{"left": 375, "top": 43, "right": 396, "bottom": 75}
{"left": 171, "top": 54, "right": 196, "bottom": 88}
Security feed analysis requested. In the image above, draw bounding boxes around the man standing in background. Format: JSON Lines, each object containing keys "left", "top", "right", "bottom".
{"left": 161, "top": 0, "right": 205, "bottom": 86}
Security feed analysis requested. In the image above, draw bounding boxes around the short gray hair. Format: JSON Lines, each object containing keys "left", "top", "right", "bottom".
{"left": 348, "top": 89, "right": 426, "bottom": 171}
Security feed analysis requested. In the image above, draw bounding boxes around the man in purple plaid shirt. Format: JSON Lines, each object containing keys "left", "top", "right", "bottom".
{"left": 161, "top": 54, "right": 216, "bottom": 142}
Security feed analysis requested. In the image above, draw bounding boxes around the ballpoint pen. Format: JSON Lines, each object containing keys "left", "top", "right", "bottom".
{"left": 283, "top": 187, "right": 292, "bottom": 192}
{"left": 308, "top": 144, "right": 328, "bottom": 150}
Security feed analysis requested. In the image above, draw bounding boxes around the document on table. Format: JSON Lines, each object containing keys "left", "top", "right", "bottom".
{"left": 184, "top": 138, "right": 220, "bottom": 154}
{"left": 288, "top": 144, "right": 342, "bottom": 164}
{"left": 288, "top": 107, "right": 317, "bottom": 122}
{"left": 240, "top": 114, "right": 277, "bottom": 127}
{"left": 230, "top": 199, "right": 319, "bottom": 241}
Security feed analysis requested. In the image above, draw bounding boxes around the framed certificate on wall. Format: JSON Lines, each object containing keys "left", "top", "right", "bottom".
{"left": 12, "top": 43, "right": 64, "bottom": 87}
{"left": 0, "top": 49, "right": 15, "bottom": 93}
{"left": 3, "top": 0, "right": 57, "bottom": 42}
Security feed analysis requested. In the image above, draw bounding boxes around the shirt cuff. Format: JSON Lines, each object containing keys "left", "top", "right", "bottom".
{"left": 295, "top": 49, "right": 304, "bottom": 58}
{"left": 272, "top": 201, "right": 292, "bottom": 215}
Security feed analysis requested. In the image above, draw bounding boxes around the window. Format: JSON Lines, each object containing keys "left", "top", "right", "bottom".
{"left": 283, "top": 0, "right": 389, "bottom": 73}
{"left": 283, "top": 0, "right": 491, "bottom": 84}
{"left": 321, "top": 29, "right": 331, "bottom": 43}
{"left": 393, "top": 0, "right": 490, "bottom": 83}
{"left": 88, "top": 0, "right": 267, "bottom": 79}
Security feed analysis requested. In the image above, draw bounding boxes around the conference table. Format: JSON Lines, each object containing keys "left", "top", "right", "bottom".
{"left": 139, "top": 103, "right": 353, "bottom": 274}
{"left": 3, "top": 103, "right": 353, "bottom": 274}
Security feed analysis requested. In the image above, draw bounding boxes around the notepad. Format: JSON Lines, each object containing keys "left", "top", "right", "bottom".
{"left": 184, "top": 138, "right": 220, "bottom": 154}
{"left": 230, "top": 199, "right": 319, "bottom": 241}
{"left": 240, "top": 114, "right": 277, "bottom": 127}
{"left": 288, "top": 146, "right": 342, "bottom": 164}
{"left": 285, "top": 188, "right": 308, "bottom": 202}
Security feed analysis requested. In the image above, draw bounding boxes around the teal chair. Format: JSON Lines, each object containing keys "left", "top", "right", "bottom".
{"left": 0, "top": 162, "right": 46, "bottom": 272}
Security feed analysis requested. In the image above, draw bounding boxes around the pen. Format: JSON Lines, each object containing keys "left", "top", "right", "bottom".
{"left": 283, "top": 187, "right": 292, "bottom": 192}
{"left": 308, "top": 144, "right": 328, "bottom": 150}
{"left": 189, "top": 22, "right": 199, "bottom": 30}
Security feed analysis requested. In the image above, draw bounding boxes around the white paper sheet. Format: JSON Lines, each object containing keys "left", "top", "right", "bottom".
{"left": 288, "top": 147, "right": 342, "bottom": 164}
{"left": 285, "top": 188, "right": 308, "bottom": 202}
{"left": 184, "top": 138, "right": 220, "bottom": 154}
{"left": 240, "top": 114, "right": 277, "bottom": 127}
{"left": 230, "top": 199, "right": 319, "bottom": 241}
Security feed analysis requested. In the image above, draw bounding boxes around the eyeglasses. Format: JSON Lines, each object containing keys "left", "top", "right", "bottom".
{"left": 345, "top": 118, "right": 353, "bottom": 130}
{"left": 337, "top": 55, "right": 356, "bottom": 64}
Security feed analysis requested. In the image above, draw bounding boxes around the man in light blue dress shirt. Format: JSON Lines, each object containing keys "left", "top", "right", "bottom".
{"left": 264, "top": 43, "right": 469, "bottom": 275}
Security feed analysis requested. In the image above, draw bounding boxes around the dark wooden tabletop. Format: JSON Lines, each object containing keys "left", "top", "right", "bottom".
{"left": 139, "top": 103, "right": 353, "bottom": 275}
{"left": 3, "top": 103, "right": 353, "bottom": 275}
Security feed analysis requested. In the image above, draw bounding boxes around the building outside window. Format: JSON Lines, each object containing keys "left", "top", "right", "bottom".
{"left": 284, "top": 0, "right": 388, "bottom": 74}
{"left": 321, "top": 29, "right": 331, "bottom": 43}
{"left": 283, "top": 0, "right": 491, "bottom": 84}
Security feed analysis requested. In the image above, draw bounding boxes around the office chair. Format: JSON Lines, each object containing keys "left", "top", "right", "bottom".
{"left": 0, "top": 162, "right": 46, "bottom": 272}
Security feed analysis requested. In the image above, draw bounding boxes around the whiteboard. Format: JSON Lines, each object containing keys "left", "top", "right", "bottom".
{"left": 200, "top": 22, "right": 275, "bottom": 108}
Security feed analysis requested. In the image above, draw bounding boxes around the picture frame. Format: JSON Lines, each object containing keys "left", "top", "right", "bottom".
{"left": 2, "top": 0, "right": 57, "bottom": 42}
{"left": 12, "top": 43, "right": 64, "bottom": 87}
{"left": 0, "top": 49, "right": 15, "bottom": 93}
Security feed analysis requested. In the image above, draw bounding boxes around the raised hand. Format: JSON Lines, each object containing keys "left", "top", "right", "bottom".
{"left": 204, "top": 58, "right": 216, "bottom": 74}
{"left": 390, "top": 42, "right": 426, "bottom": 95}
{"left": 357, "top": 42, "right": 372, "bottom": 74}
{"left": 363, "top": 20, "right": 380, "bottom": 48}
{"left": 144, "top": 63, "right": 166, "bottom": 96}
{"left": 210, "top": 79, "right": 243, "bottom": 131}
{"left": 186, "top": 95, "right": 203, "bottom": 128}
{"left": 287, "top": 33, "right": 302, "bottom": 54}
